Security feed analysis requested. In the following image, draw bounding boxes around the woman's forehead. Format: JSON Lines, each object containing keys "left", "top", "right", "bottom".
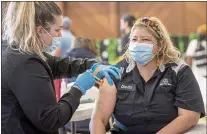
{"left": 131, "top": 27, "right": 154, "bottom": 38}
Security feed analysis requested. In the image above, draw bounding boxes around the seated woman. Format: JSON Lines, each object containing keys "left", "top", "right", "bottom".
{"left": 89, "top": 17, "right": 205, "bottom": 134}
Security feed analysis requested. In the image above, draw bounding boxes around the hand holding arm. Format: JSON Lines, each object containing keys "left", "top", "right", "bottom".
{"left": 73, "top": 70, "right": 96, "bottom": 95}
{"left": 90, "top": 63, "right": 120, "bottom": 85}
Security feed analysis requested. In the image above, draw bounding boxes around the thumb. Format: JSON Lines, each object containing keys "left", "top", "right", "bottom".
{"left": 104, "top": 72, "right": 113, "bottom": 86}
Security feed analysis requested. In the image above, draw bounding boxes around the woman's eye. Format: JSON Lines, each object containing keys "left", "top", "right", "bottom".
{"left": 56, "top": 29, "right": 60, "bottom": 32}
{"left": 143, "top": 39, "right": 149, "bottom": 41}
{"left": 132, "top": 39, "right": 137, "bottom": 41}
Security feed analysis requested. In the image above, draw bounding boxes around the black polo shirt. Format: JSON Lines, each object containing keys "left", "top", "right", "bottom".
{"left": 112, "top": 59, "right": 205, "bottom": 134}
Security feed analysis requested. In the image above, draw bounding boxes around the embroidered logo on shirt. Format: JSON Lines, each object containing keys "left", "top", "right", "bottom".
{"left": 160, "top": 78, "right": 172, "bottom": 86}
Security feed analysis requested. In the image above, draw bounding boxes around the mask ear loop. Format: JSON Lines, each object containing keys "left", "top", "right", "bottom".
{"left": 41, "top": 27, "right": 54, "bottom": 47}
{"left": 39, "top": 31, "right": 52, "bottom": 52}
{"left": 42, "top": 27, "right": 53, "bottom": 39}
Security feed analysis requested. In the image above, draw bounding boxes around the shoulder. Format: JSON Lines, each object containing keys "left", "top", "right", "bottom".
{"left": 62, "top": 31, "right": 74, "bottom": 39}
{"left": 116, "top": 59, "right": 130, "bottom": 75}
{"left": 2, "top": 50, "right": 36, "bottom": 69}
{"left": 187, "top": 39, "right": 198, "bottom": 49}
{"left": 6, "top": 50, "right": 48, "bottom": 70}
{"left": 169, "top": 60, "right": 195, "bottom": 81}
{"left": 117, "top": 59, "right": 129, "bottom": 68}
{"left": 110, "top": 59, "right": 130, "bottom": 85}
{"left": 2, "top": 50, "right": 48, "bottom": 83}
{"left": 170, "top": 60, "right": 188, "bottom": 75}
{"left": 105, "top": 59, "right": 128, "bottom": 86}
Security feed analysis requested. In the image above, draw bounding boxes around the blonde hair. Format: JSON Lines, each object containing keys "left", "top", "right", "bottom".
{"left": 2, "top": 2, "right": 62, "bottom": 60}
{"left": 124, "top": 17, "right": 181, "bottom": 67}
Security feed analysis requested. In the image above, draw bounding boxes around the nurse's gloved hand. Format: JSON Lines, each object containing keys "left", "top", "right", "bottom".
{"left": 73, "top": 70, "right": 95, "bottom": 95}
{"left": 90, "top": 63, "right": 121, "bottom": 86}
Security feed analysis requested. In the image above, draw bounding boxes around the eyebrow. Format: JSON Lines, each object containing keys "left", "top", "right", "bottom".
{"left": 141, "top": 36, "right": 151, "bottom": 38}
{"left": 132, "top": 35, "right": 152, "bottom": 38}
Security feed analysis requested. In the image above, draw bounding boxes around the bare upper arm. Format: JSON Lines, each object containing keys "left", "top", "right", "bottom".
{"left": 91, "top": 78, "right": 117, "bottom": 126}
{"left": 178, "top": 107, "right": 200, "bottom": 124}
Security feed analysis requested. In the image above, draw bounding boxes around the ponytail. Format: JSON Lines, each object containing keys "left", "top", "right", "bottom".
{"left": 2, "top": 2, "right": 62, "bottom": 61}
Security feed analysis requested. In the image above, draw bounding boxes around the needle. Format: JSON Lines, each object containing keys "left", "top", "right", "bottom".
{"left": 86, "top": 70, "right": 104, "bottom": 86}
{"left": 93, "top": 75, "right": 104, "bottom": 86}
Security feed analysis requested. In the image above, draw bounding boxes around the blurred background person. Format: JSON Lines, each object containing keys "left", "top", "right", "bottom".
{"left": 185, "top": 24, "right": 206, "bottom": 78}
{"left": 118, "top": 14, "right": 136, "bottom": 55}
{"left": 60, "top": 16, "right": 75, "bottom": 58}
{"left": 185, "top": 24, "right": 207, "bottom": 111}
{"left": 66, "top": 36, "right": 102, "bottom": 85}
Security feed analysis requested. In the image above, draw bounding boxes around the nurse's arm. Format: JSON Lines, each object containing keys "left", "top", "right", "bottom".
{"left": 157, "top": 106, "right": 200, "bottom": 134}
{"left": 43, "top": 52, "right": 96, "bottom": 79}
{"left": 90, "top": 78, "right": 117, "bottom": 134}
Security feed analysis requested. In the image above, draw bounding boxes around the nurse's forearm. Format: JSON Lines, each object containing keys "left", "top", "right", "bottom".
{"left": 156, "top": 115, "right": 198, "bottom": 134}
{"left": 44, "top": 52, "right": 96, "bottom": 79}
{"left": 89, "top": 119, "right": 106, "bottom": 134}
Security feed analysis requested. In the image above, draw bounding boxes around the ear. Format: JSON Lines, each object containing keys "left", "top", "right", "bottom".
{"left": 36, "top": 26, "right": 44, "bottom": 36}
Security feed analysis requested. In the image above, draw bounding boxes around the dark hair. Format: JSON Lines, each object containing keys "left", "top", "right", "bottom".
{"left": 122, "top": 14, "right": 136, "bottom": 28}
{"left": 35, "top": 2, "right": 62, "bottom": 30}
{"left": 73, "top": 37, "right": 98, "bottom": 55}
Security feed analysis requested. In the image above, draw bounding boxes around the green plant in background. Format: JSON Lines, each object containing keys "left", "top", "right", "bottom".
{"left": 189, "top": 33, "right": 199, "bottom": 41}
{"left": 95, "top": 40, "right": 101, "bottom": 57}
{"left": 95, "top": 39, "right": 119, "bottom": 64}
{"left": 107, "top": 39, "right": 118, "bottom": 64}
{"left": 178, "top": 36, "right": 184, "bottom": 53}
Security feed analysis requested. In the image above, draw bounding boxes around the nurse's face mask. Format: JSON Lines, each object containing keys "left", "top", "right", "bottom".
{"left": 41, "top": 28, "right": 61, "bottom": 53}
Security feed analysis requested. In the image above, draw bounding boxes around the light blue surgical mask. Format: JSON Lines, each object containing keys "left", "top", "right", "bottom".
{"left": 128, "top": 42, "right": 156, "bottom": 66}
{"left": 43, "top": 37, "right": 61, "bottom": 54}
{"left": 41, "top": 29, "right": 61, "bottom": 54}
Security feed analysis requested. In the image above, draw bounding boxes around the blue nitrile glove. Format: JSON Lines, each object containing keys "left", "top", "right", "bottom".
{"left": 73, "top": 70, "right": 95, "bottom": 95}
{"left": 90, "top": 63, "right": 121, "bottom": 86}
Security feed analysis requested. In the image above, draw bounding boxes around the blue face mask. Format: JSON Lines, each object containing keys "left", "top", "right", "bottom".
{"left": 43, "top": 37, "right": 61, "bottom": 54}
{"left": 42, "top": 29, "right": 61, "bottom": 54}
{"left": 128, "top": 42, "right": 156, "bottom": 66}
